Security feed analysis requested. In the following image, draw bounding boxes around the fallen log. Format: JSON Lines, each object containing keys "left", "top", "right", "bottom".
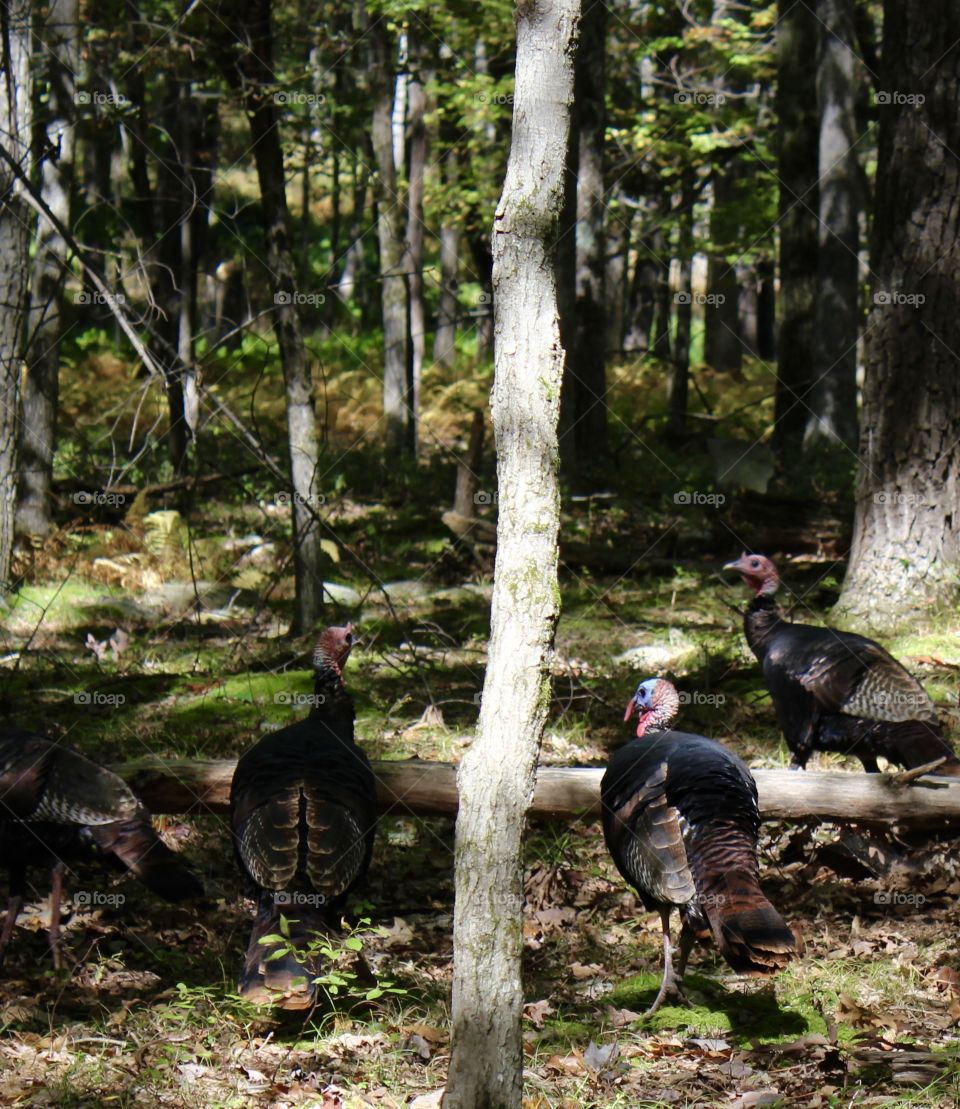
{"left": 114, "top": 757, "right": 960, "bottom": 831}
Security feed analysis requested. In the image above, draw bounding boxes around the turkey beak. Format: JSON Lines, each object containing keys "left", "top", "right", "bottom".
{"left": 624, "top": 696, "right": 638, "bottom": 723}
{"left": 723, "top": 557, "right": 746, "bottom": 572}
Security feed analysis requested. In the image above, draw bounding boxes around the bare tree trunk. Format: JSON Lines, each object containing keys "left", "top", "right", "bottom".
{"left": 774, "top": 0, "right": 819, "bottom": 457}
{"left": 444, "top": 0, "right": 578, "bottom": 1103}
{"left": 434, "top": 148, "right": 460, "bottom": 369}
{"left": 405, "top": 28, "right": 427, "bottom": 454}
{"left": 569, "top": 0, "right": 607, "bottom": 461}
{"left": 805, "top": 0, "right": 859, "bottom": 449}
{"left": 668, "top": 171, "right": 695, "bottom": 436}
{"left": 370, "top": 18, "right": 411, "bottom": 457}
{"left": 214, "top": 0, "right": 325, "bottom": 632}
{"left": 704, "top": 177, "right": 742, "bottom": 376}
{"left": 0, "top": 0, "right": 32, "bottom": 586}
{"left": 834, "top": 0, "right": 960, "bottom": 632}
{"left": 19, "top": 0, "right": 77, "bottom": 537}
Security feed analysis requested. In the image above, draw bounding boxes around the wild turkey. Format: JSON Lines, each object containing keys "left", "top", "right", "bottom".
{"left": 230, "top": 624, "right": 377, "bottom": 1009}
{"left": 0, "top": 729, "right": 203, "bottom": 967}
{"left": 602, "top": 678, "right": 797, "bottom": 1014}
{"left": 724, "top": 553, "right": 960, "bottom": 775}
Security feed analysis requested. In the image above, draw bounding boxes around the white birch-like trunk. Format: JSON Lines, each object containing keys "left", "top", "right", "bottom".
{"left": 444, "top": 1, "right": 580, "bottom": 1104}
{"left": 0, "top": 0, "right": 32, "bottom": 587}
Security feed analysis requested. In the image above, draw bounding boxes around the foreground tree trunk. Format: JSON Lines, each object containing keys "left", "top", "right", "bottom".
{"left": 774, "top": 0, "right": 819, "bottom": 457}
{"left": 19, "top": 0, "right": 77, "bottom": 537}
{"left": 444, "top": 0, "right": 578, "bottom": 1103}
{"left": 805, "top": 0, "right": 860, "bottom": 449}
{"left": 835, "top": 0, "right": 960, "bottom": 632}
{"left": 215, "top": 0, "right": 325, "bottom": 632}
{"left": 0, "top": 0, "right": 31, "bottom": 588}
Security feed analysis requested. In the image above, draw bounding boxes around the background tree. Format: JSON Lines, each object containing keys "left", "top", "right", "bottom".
{"left": 806, "top": 0, "right": 860, "bottom": 449}
{"left": 835, "top": 0, "right": 960, "bottom": 631}
{"left": 18, "top": 0, "right": 78, "bottom": 537}
{"left": 0, "top": 0, "right": 32, "bottom": 589}
{"left": 773, "top": 0, "right": 819, "bottom": 458}
{"left": 445, "top": 0, "right": 578, "bottom": 1102}
{"left": 213, "top": 0, "right": 326, "bottom": 632}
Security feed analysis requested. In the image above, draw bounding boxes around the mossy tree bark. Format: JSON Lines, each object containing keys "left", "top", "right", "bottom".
{"left": 0, "top": 0, "right": 32, "bottom": 590}
{"left": 835, "top": 0, "right": 960, "bottom": 633}
{"left": 444, "top": 1, "right": 579, "bottom": 1105}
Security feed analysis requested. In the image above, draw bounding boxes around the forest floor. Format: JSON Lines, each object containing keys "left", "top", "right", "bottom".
{"left": 2, "top": 348, "right": 960, "bottom": 1106}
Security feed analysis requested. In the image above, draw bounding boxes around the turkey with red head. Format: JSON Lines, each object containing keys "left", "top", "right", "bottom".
{"left": 725, "top": 553, "right": 960, "bottom": 775}
{"left": 602, "top": 678, "right": 797, "bottom": 1014}
{"left": 230, "top": 624, "right": 377, "bottom": 1009}
{"left": 0, "top": 729, "right": 203, "bottom": 967}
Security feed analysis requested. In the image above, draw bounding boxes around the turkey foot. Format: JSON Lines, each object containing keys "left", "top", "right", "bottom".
{"left": 646, "top": 910, "right": 690, "bottom": 1016}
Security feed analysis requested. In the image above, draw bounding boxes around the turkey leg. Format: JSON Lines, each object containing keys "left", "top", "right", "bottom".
{"left": 647, "top": 908, "right": 688, "bottom": 1016}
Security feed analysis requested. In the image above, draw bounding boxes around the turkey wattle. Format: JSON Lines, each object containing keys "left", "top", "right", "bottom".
{"left": 602, "top": 678, "right": 797, "bottom": 1015}
{"left": 0, "top": 729, "right": 203, "bottom": 967}
{"left": 725, "top": 553, "right": 960, "bottom": 775}
{"left": 230, "top": 624, "right": 377, "bottom": 1009}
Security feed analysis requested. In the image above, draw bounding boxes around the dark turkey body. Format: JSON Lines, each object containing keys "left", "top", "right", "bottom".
{"left": 602, "top": 730, "right": 794, "bottom": 975}
{"left": 230, "top": 713, "right": 377, "bottom": 904}
{"left": 745, "top": 599, "right": 960, "bottom": 773}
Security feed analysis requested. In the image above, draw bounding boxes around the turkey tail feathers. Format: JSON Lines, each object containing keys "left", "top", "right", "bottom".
{"left": 87, "top": 816, "right": 204, "bottom": 902}
{"left": 700, "top": 871, "right": 798, "bottom": 974}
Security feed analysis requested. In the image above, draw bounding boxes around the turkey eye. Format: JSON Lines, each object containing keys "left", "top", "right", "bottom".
{"left": 750, "top": 559, "right": 760, "bottom": 568}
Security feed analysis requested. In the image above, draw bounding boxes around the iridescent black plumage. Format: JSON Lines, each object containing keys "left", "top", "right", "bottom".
{"left": 726, "top": 553, "right": 960, "bottom": 774}
{"left": 230, "top": 625, "right": 377, "bottom": 1009}
{"left": 603, "top": 679, "right": 796, "bottom": 1013}
{"left": 0, "top": 729, "right": 203, "bottom": 966}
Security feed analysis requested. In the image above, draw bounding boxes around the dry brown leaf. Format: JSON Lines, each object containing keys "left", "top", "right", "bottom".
{"left": 570, "top": 962, "right": 602, "bottom": 980}
{"left": 523, "top": 999, "right": 554, "bottom": 1028}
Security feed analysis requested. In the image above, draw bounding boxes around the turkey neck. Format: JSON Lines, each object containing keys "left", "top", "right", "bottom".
{"left": 312, "top": 664, "right": 354, "bottom": 723}
{"left": 743, "top": 594, "right": 785, "bottom": 660}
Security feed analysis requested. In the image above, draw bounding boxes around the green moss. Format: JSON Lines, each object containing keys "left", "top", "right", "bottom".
{"left": 608, "top": 972, "right": 821, "bottom": 1043}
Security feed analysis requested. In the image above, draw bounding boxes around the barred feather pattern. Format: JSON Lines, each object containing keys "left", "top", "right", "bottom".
{"left": 602, "top": 728, "right": 796, "bottom": 978}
